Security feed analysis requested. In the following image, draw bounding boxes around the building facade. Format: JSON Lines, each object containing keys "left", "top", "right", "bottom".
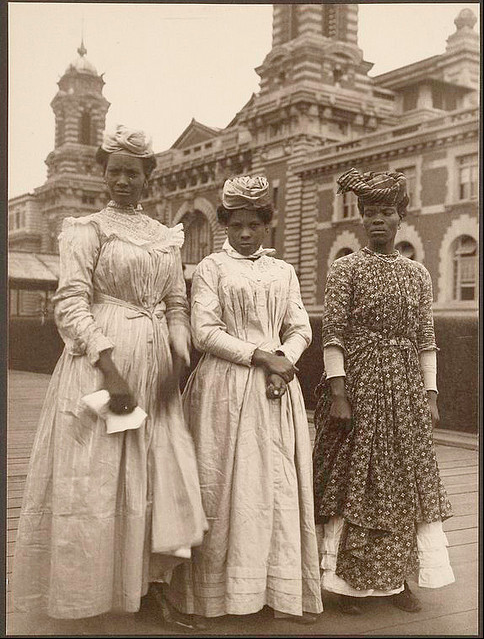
{"left": 8, "top": 5, "right": 479, "bottom": 322}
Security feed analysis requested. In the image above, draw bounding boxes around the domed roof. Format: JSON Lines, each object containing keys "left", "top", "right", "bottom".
{"left": 66, "top": 41, "right": 98, "bottom": 76}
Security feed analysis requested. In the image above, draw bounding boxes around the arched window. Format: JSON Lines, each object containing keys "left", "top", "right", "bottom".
{"left": 396, "top": 241, "right": 416, "bottom": 260}
{"left": 452, "top": 235, "right": 477, "bottom": 301}
{"left": 79, "top": 111, "right": 93, "bottom": 145}
{"left": 335, "top": 247, "right": 353, "bottom": 260}
{"left": 181, "top": 211, "right": 213, "bottom": 265}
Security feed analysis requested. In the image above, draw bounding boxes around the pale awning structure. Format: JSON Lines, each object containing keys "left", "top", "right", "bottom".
{"left": 8, "top": 252, "right": 60, "bottom": 288}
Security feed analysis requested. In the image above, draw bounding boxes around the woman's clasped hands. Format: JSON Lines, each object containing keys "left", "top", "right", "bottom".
{"left": 251, "top": 348, "right": 297, "bottom": 400}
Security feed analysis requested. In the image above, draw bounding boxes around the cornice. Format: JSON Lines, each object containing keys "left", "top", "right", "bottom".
{"left": 298, "top": 118, "right": 478, "bottom": 177}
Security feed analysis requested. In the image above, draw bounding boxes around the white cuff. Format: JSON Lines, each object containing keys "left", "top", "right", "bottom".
{"left": 323, "top": 345, "right": 345, "bottom": 379}
{"left": 419, "top": 349, "right": 437, "bottom": 392}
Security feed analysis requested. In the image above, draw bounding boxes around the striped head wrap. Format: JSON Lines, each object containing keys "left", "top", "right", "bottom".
{"left": 222, "top": 176, "right": 271, "bottom": 210}
{"left": 337, "top": 168, "right": 408, "bottom": 215}
{"left": 101, "top": 124, "right": 154, "bottom": 158}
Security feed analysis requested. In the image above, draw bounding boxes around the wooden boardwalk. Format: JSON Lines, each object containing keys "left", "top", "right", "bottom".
{"left": 6, "top": 370, "right": 479, "bottom": 636}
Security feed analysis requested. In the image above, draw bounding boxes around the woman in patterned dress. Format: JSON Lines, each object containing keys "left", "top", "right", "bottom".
{"left": 313, "top": 168, "right": 454, "bottom": 615}
{"left": 12, "top": 126, "right": 207, "bottom": 625}
{"left": 167, "top": 176, "right": 323, "bottom": 625}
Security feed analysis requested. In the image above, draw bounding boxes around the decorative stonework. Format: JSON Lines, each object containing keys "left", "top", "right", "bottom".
{"left": 437, "top": 213, "right": 478, "bottom": 303}
{"left": 327, "top": 230, "right": 361, "bottom": 269}
{"left": 396, "top": 221, "right": 425, "bottom": 263}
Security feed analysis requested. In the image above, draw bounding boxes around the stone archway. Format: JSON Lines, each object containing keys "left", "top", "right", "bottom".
{"left": 180, "top": 210, "right": 213, "bottom": 266}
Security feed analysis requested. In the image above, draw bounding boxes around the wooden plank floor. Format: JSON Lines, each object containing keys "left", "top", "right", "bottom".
{"left": 6, "top": 370, "right": 479, "bottom": 636}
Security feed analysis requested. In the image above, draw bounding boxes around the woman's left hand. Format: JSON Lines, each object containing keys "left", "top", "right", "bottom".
{"left": 427, "top": 390, "right": 440, "bottom": 429}
{"left": 170, "top": 331, "right": 191, "bottom": 370}
{"left": 266, "top": 373, "right": 287, "bottom": 400}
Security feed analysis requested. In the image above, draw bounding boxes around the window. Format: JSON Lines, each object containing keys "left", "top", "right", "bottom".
{"left": 10, "top": 209, "right": 25, "bottom": 230}
{"left": 457, "top": 154, "right": 478, "bottom": 200}
{"left": 79, "top": 111, "right": 93, "bottom": 145}
{"left": 181, "top": 211, "right": 213, "bottom": 264}
{"left": 453, "top": 235, "right": 477, "bottom": 301}
{"left": 402, "top": 86, "right": 418, "bottom": 112}
{"left": 272, "top": 186, "right": 279, "bottom": 209}
{"left": 269, "top": 226, "right": 277, "bottom": 248}
{"left": 431, "top": 85, "right": 443, "bottom": 110}
{"left": 335, "top": 248, "right": 353, "bottom": 260}
{"left": 395, "top": 241, "right": 416, "bottom": 260}
{"left": 340, "top": 192, "right": 358, "bottom": 220}
{"left": 270, "top": 123, "right": 281, "bottom": 138}
{"left": 393, "top": 166, "right": 416, "bottom": 208}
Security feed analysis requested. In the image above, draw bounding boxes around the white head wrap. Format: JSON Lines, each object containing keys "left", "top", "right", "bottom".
{"left": 222, "top": 176, "right": 271, "bottom": 209}
{"left": 101, "top": 124, "right": 154, "bottom": 157}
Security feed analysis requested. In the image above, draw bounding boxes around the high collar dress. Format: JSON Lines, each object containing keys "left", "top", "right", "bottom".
{"left": 167, "top": 245, "right": 323, "bottom": 618}
{"left": 12, "top": 203, "right": 207, "bottom": 619}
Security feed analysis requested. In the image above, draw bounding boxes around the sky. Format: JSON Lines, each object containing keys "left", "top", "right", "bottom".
{"left": 8, "top": 2, "right": 480, "bottom": 198}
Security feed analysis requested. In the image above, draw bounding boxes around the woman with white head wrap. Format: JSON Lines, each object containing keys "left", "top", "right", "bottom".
{"left": 167, "top": 176, "right": 323, "bottom": 625}
{"left": 12, "top": 125, "right": 207, "bottom": 626}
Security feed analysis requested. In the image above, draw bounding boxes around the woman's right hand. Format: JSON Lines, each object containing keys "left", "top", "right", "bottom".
{"left": 329, "top": 395, "right": 353, "bottom": 431}
{"left": 96, "top": 350, "right": 137, "bottom": 415}
{"left": 251, "top": 349, "right": 297, "bottom": 383}
{"left": 104, "top": 371, "right": 137, "bottom": 415}
{"left": 328, "top": 376, "right": 353, "bottom": 431}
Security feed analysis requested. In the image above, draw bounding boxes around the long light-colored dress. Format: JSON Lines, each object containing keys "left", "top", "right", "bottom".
{"left": 12, "top": 203, "right": 207, "bottom": 619}
{"left": 168, "top": 243, "right": 323, "bottom": 618}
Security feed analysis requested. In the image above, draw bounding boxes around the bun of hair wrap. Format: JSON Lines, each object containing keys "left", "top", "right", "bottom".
{"left": 101, "top": 124, "right": 154, "bottom": 157}
{"left": 337, "top": 168, "right": 408, "bottom": 212}
{"left": 222, "top": 175, "right": 271, "bottom": 209}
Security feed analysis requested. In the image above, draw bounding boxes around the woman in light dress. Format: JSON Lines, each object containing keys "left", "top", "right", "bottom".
{"left": 12, "top": 125, "right": 207, "bottom": 627}
{"left": 313, "top": 168, "right": 454, "bottom": 615}
{"left": 168, "top": 176, "right": 323, "bottom": 625}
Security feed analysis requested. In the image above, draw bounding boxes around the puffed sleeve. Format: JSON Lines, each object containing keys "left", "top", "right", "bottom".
{"left": 165, "top": 247, "right": 190, "bottom": 340}
{"left": 416, "top": 264, "right": 438, "bottom": 352}
{"left": 53, "top": 218, "right": 114, "bottom": 366}
{"left": 190, "top": 257, "right": 257, "bottom": 366}
{"left": 321, "top": 257, "right": 354, "bottom": 351}
{"left": 278, "top": 264, "right": 312, "bottom": 364}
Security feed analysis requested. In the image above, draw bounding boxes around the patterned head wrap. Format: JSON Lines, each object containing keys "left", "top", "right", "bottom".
{"left": 222, "top": 176, "right": 271, "bottom": 210}
{"left": 337, "top": 168, "right": 408, "bottom": 216}
{"left": 101, "top": 124, "right": 154, "bottom": 158}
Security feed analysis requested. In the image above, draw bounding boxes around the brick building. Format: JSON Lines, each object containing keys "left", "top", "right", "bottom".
{"left": 8, "top": 5, "right": 479, "bottom": 320}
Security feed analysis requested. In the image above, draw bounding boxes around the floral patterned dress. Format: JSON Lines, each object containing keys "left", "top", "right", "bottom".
{"left": 313, "top": 248, "right": 453, "bottom": 592}
{"left": 12, "top": 203, "right": 207, "bottom": 619}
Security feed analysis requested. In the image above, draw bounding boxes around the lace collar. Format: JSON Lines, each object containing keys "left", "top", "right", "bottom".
{"left": 62, "top": 206, "right": 185, "bottom": 251}
{"left": 222, "top": 238, "right": 276, "bottom": 260}
{"left": 106, "top": 200, "right": 143, "bottom": 215}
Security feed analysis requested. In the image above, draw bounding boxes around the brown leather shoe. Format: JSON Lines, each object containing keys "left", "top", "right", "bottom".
{"left": 338, "top": 595, "right": 363, "bottom": 615}
{"left": 391, "top": 581, "right": 422, "bottom": 613}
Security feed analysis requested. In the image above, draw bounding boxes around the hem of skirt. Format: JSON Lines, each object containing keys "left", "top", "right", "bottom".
{"left": 321, "top": 571, "right": 404, "bottom": 597}
{"left": 168, "top": 591, "right": 323, "bottom": 618}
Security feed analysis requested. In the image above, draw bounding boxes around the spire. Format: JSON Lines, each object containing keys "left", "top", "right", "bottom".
{"left": 77, "top": 38, "right": 87, "bottom": 58}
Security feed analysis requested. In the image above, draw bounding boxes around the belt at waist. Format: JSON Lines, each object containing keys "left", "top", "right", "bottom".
{"left": 93, "top": 291, "right": 166, "bottom": 321}
{"left": 350, "top": 328, "right": 417, "bottom": 352}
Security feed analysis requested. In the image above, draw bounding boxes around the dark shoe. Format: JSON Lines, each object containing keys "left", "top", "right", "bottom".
{"left": 391, "top": 581, "right": 422, "bottom": 613}
{"left": 338, "top": 595, "right": 363, "bottom": 615}
{"left": 148, "top": 583, "right": 208, "bottom": 631}
{"left": 282, "top": 612, "right": 320, "bottom": 625}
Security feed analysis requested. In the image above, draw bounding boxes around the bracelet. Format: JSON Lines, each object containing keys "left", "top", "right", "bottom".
{"left": 275, "top": 350, "right": 285, "bottom": 357}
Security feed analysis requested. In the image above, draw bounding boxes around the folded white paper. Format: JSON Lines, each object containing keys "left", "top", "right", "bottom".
{"left": 81, "top": 389, "right": 147, "bottom": 434}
